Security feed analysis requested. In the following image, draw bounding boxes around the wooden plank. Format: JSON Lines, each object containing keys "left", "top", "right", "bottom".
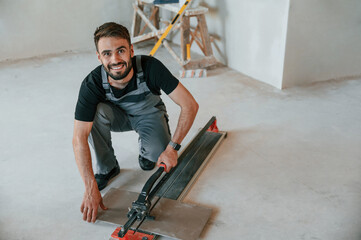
{"left": 134, "top": 4, "right": 158, "bottom": 33}
{"left": 190, "top": 26, "right": 206, "bottom": 55}
{"left": 163, "top": 40, "right": 184, "bottom": 66}
{"left": 153, "top": 3, "right": 208, "bottom": 16}
{"left": 131, "top": 3, "right": 143, "bottom": 37}
{"left": 189, "top": 24, "right": 197, "bottom": 47}
{"left": 196, "top": 14, "right": 213, "bottom": 56}
{"left": 139, "top": 0, "right": 153, "bottom": 3}
{"left": 183, "top": 56, "right": 218, "bottom": 69}
{"left": 139, "top": 7, "right": 159, "bottom": 35}
{"left": 153, "top": 6, "right": 160, "bottom": 44}
{"left": 180, "top": 15, "right": 190, "bottom": 61}
{"left": 132, "top": 23, "right": 181, "bottom": 44}
{"left": 131, "top": 27, "right": 167, "bottom": 43}
{"left": 184, "top": 7, "right": 208, "bottom": 17}
{"left": 153, "top": 6, "right": 160, "bottom": 30}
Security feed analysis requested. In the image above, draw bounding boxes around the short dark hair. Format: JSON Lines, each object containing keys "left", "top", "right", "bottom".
{"left": 94, "top": 22, "right": 131, "bottom": 51}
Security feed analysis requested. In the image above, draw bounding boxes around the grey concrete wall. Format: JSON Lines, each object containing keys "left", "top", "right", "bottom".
{"left": 282, "top": 0, "right": 361, "bottom": 88}
{"left": 0, "top": 0, "right": 132, "bottom": 62}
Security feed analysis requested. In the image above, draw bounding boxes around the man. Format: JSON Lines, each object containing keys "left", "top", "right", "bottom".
{"left": 72, "top": 22, "right": 198, "bottom": 223}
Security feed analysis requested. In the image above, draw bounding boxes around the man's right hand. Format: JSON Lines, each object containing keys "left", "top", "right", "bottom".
{"left": 74, "top": 120, "right": 106, "bottom": 222}
{"left": 80, "top": 181, "right": 107, "bottom": 223}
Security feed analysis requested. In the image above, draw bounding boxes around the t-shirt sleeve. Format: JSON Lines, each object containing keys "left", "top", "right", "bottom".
{"left": 145, "top": 56, "right": 179, "bottom": 95}
{"left": 74, "top": 69, "right": 105, "bottom": 122}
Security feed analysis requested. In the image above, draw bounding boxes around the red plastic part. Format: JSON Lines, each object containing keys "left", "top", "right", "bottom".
{"left": 159, "top": 163, "right": 167, "bottom": 172}
{"left": 111, "top": 228, "right": 155, "bottom": 240}
{"left": 207, "top": 119, "right": 219, "bottom": 133}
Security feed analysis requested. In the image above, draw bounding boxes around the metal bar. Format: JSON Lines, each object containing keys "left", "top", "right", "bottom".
{"left": 178, "top": 131, "right": 227, "bottom": 200}
{"left": 180, "top": 116, "right": 216, "bottom": 158}
{"left": 157, "top": 131, "right": 222, "bottom": 200}
{"left": 148, "top": 116, "right": 217, "bottom": 202}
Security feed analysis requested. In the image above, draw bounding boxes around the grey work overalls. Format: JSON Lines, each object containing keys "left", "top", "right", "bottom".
{"left": 88, "top": 56, "right": 171, "bottom": 175}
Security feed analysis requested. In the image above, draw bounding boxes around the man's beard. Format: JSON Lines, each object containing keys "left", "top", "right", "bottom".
{"left": 105, "top": 59, "right": 133, "bottom": 80}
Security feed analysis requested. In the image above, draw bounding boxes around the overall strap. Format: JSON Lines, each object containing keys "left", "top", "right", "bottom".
{"left": 136, "top": 55, "right": 145, "bottom": 83}
{"left": 101, "top": 66, "right": 113, "bottom": 100}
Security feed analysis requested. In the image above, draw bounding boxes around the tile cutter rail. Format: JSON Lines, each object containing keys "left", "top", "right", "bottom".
{"left": 109, "top": 116, "right": 227, "bottom": 240}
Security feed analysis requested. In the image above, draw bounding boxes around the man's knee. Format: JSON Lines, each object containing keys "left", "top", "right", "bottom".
{"left": 140, "top": 136, "right": 169, "bottom": 162}
{"left": 93, "top": 102, "right": 114, "bottom": 124}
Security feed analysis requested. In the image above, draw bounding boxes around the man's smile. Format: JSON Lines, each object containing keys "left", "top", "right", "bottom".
{"left": 104, "top": 59, "right": 133, "bottom": 81}
{"left": 109, "top": 63, "right": 126, "bottom": 71}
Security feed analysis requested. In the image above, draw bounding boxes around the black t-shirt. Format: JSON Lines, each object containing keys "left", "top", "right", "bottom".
{"left": 75, "top": 55, "right": 179, "bottom": 122}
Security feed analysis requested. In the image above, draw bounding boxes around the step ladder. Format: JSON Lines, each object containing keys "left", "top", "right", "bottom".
{"left": 130, "top": 0, "right": 218, "bottom": 71}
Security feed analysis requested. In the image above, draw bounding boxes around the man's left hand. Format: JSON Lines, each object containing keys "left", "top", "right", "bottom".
{"left": 157, "top": 145, "right": 178, "bottom": 172}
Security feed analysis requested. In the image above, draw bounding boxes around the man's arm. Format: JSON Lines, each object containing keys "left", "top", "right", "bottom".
{"left": 157, "top": 82, "right": 199, "bottom": 171}
{"left": 72, "top": 120, "right": 107, "bottom": 222}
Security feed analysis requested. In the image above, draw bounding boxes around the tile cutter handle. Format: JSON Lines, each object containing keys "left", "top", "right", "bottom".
{"left": 118, "top": 163, "right": 167, "bottom": 238}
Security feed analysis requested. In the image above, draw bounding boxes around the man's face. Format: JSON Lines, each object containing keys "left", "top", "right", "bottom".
{"left": 96, "top": 37, "right": 134, "bottom": 81}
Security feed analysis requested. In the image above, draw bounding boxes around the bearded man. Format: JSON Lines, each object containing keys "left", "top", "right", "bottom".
{"left": 72, "top": 22, "right": 198, "bottom": 223}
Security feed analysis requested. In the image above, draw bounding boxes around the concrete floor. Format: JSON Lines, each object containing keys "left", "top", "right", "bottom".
{"left": 1, "top": 45, "right": 361, "bottom": 240}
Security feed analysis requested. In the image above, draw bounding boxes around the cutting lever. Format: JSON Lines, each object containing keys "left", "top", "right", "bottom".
{"left": 118, "top": 163, "right": 167, "bottom": 238}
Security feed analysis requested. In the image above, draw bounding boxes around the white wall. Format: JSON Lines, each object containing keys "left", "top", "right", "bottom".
{"left": 282, "top": 0, "right": 361, "bottom": 88}
{"left": 162, "top": 0, "right": 290, "bottom": 89}
{"left": 202, "top": 0, "right": 361, "bottom": 88}
{"left": 0, "top": 0, "right": 132, "bottom": 61}
{"left": 220, "top": 0, "right": 290, "bottom": 89}
{"left": 176, "top": 0, "right": 290, "bottom": 89}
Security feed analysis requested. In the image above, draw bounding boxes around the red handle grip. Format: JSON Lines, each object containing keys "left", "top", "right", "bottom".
{"left": 159, "top": 163, "right": 167, "bottom": 172}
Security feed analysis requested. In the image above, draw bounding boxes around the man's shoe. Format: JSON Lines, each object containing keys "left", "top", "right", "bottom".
{"left": 139, "top": 155, "right": 156, "bottom": 171}
{"left": 94, "top": 163, "right": 120, "bottom": 191}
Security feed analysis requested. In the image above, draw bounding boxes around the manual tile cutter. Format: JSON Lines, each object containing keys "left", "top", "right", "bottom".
{"left": 105, "top": 116, "right": 226, "bottom": 240}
